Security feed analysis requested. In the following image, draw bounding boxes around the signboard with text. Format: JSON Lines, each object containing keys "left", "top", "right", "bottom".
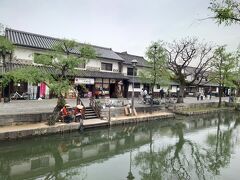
{"left": 74, "top": 78, "right": 94, "bottom": 84}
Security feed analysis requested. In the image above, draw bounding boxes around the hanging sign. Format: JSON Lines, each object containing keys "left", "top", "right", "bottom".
{"left": 74, "top": 78, "right": 94, "bottom": 84}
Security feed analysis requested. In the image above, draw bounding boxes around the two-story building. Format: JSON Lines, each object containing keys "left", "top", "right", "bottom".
{"left": 2, "top": 28, "right": 222, "bottom": 100}
{"left": 116, "top": 51, "right": 174, "bottom": 97}
{"left": 4, "top": 28, "right": 129, "bottom": 99}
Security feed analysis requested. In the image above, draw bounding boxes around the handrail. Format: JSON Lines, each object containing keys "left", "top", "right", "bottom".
{"left": 77, "top": 96, "right": 86, "bottom": 119}
{"left": 90, "top": 97, "right": 101, "bottom": 118}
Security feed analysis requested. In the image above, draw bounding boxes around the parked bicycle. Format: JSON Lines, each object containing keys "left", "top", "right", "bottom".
{"left": 11, "top": 92, "right": 30, "bottom": 100}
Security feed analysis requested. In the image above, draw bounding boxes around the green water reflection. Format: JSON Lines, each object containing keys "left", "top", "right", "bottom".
{"left": 0, "top": 112, "right": 240, "bottom": 180}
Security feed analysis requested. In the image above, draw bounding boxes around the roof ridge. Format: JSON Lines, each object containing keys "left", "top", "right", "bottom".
{"left": 116, "top": 51, "right": 145, "bottom": 59}
{"left": 5, "top": 28, "right": 61, "bottom": 41}
{"left": 5, "top": 28, "right": 113, "bottom": 50}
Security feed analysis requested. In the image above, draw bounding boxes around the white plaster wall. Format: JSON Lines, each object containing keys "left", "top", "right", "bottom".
{"left": 128, "top": 84, "right": 144, "bottom": 92}
{"left": 122, "top": 65, "right": 147, "bottom": 76}
{"left": 129, "top": 83, "right": 169, "bottom": 93}
{"left": 86, "top": 58, "right": 119, "bottom": 73}
{"left": 13, "top": 47, "right": 46, "bottom": 63}
{"left": 86, "top": 59, "right": 101, "bottom": 70}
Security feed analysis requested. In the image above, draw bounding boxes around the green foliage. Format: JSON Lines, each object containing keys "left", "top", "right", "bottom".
{"left": 3, "top": 38, "right": 95, "bottom": 107}
{"left": 139, "top": 41, "right": 170, "bottom": 87}
{"left": 210, "top": 45, "right": 236, "bottom": 87}
{"left": 34, "top": 40, "right": 96, "bottom": 77}
{"left": 48, "top": 80, "right": 72, "bottom": 96}
{"left": 209, "top": 0, "right": 240, "bottom": 25}
{"left": 2, "top": 67, "right": 47, "bottom": 87}
{"left": 0, "top": 36, "right": 14, "bottom": 56}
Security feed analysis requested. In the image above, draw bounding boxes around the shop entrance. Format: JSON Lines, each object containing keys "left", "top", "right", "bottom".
{"left": 143, "top": 84, "right": 150, "bottom": 94}
{"left": 86, "top": 84, "right": 94, "bottom": 97}
{"left": 109, "top": 83, "right": 116, "bottom": 98}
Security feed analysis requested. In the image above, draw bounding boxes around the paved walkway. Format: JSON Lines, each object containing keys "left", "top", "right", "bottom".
{"left": 0, "top": 97, "right": 229, "bottom": 116}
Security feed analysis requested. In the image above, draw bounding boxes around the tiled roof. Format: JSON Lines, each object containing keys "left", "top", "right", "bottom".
{"left": 116, "top": 52, "right": 150, "bottom": 67}
{"left": 5, "top": 28, "right": 124, "bottom": 61}
{"left": 4, "top": 63, "right": 127, "bottom": 79}
{"left": 79, "top": 70, "right": 127, "bottom": 79}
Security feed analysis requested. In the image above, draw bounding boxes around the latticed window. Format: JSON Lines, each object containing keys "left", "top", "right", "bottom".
{"left": 101, "top": 62, "right": 112, "bottom": 71}
{"left": 127, "top": 67, "right": 137, "bottom": 76}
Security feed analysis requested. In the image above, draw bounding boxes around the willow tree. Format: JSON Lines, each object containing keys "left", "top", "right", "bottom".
{"left": 139, "top": 41, "right": 170, "bottom": 108}
{"left": 0, "top": 36, "right": 14, "bottom": 101}
{"left": 210, "top": 46, "right": 235, "bottom": 107}
{"left": 209, "top": 0, "right": 240, "bottom": 25}
{"left": 165, "top": 38, "right": 214, "bottom": 103}
{"left": 4, "top": 39, "right": 96, "bottom": 125}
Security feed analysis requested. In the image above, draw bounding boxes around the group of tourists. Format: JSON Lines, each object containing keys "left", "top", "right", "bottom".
{"left": 60, "top": 104, "right": 84, "bottom": 126}
{"left": 196, "top": 89, "right": 212, "bottom": 101}
{"left": 140, "top": 88, "right": 148, "bottom": 103}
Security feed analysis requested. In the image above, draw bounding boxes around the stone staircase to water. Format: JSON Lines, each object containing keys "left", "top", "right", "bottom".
{"left": 84, "top": 107, "right": 98, "bottom": 120}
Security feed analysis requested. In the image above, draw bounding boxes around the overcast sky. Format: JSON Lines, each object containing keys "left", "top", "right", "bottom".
{"left": 0, "top": 0, "right": 239, "bottom": 57}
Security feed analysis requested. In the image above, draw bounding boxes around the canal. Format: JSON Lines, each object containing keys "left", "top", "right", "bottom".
{"left": 0, "top": 112, "right": 240, "bottom": 180}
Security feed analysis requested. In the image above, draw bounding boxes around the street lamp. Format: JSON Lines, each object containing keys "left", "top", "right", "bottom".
{"left": 131, "top": 59, "right": 138, "bottom": 116}
{"left": 150, "top": 45, "right": 157, "bottom": 113}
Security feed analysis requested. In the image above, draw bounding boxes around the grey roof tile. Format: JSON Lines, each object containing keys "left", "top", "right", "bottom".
{"left": 116, "top": 52, "right": 150, "bottom": 67}
{"left": 4, "top": 62, "right": 127, "bottom": 80}
{"left": 5, "top": 28, "right": 124, "bottom": 61}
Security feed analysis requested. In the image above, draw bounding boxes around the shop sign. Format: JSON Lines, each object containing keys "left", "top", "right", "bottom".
{"left": 75, "top": 78, "right": 94, "bottom": 84}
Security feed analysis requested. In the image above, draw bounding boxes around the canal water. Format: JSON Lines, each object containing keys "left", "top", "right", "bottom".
{"left": 1, "top": 112, "right": 240, "bottom": 180}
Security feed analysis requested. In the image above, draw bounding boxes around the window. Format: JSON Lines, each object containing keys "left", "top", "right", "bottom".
{"left": 101, "top": 62, "right": 112, "bottom": 71}
{"left": 78, "top": 62, "right": 86, "bottom": 69}
{"left": 157, "top": 85, "right": 160, "bottom": 89}
{"left": 127, "top": 67, "right": 137, "bottom": 76}
{"left": 134, "top": 83, "right": 140, "bottom": 88}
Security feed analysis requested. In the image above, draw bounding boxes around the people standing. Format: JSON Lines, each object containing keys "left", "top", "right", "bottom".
{"left": 197, "top": 92, "right": 200, "bottom": 101}
{"left": 160, "top": 88, "right": 164, "bottom": 99}
{"left": 143, "top": 88, "right": 147, "bottom": 103}
{"left": 208, "top": 89, "right": 212, "bottom": 100}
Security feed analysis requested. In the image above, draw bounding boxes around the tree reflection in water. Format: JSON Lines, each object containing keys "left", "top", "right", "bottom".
{"left": 134, "top": 113, "right": 240, "bottom": 180}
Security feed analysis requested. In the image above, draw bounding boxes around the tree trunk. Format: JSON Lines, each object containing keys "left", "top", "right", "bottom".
{"left": 150, "top": 86, "right": 154, "bottom": 113}
{"left": 48, "top": 95, "right": 66, "bottom": 125}
{"left": 218, "top": 84, "right": 222, "bottom": 108}
{"left": 177, "top": 85, "right": 184, "bottom": 103}
{"left": 236, "top": 85, "right": 240, "bottom": 97}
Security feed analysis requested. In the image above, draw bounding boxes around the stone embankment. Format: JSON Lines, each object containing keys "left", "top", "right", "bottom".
{"left": 0, "top": 100, "right": 236, "bottom": 141}
{"left": 0, "top": 112, "right": 174, "bottom": 140}
{"left": 168, "top": 102, "right": 235, "bottom": 115}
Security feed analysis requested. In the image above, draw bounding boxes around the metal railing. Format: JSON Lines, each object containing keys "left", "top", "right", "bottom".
{"left": 89, "top": 97, "right": 101, "bottom": 118}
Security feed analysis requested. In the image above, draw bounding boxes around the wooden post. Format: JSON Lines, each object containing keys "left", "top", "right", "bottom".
{"left": 108, "top": 106, "right": 111, "bottom": 125}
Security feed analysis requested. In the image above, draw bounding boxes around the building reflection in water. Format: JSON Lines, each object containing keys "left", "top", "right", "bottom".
{"left": 0, "top": 112, "right": 240, "bottom": 179}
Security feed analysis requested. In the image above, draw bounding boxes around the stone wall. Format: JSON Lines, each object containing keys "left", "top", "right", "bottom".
{"left": 172, "top": 102, "right": 220, "bottom": 111}
{"left": 100, "top": 105, "right": 165, "bottom": 120}
{"left": 0, "top": 113, "right": 51, "bottom": 126}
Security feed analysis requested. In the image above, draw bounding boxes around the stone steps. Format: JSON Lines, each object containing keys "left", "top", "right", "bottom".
{"left": 84, "top": 107, "right": 98, "bottom": 120}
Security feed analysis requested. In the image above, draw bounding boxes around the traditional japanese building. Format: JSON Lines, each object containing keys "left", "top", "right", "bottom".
{"left": 3, "top": 28, "right": 129, "bottom": 99}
